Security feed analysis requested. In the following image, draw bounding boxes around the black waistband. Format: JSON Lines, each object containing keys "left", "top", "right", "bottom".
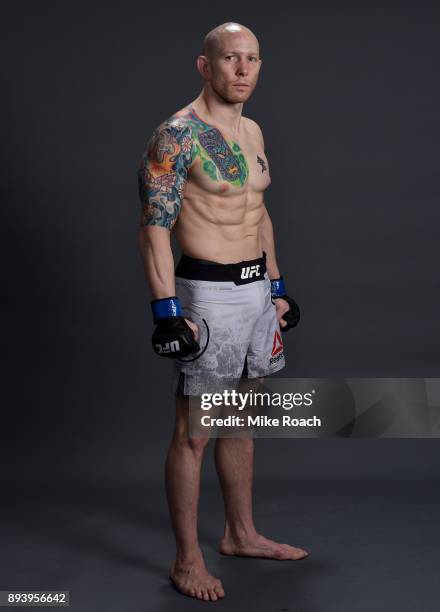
{"left": 175, "top": 252, "right": 267, "bottom": 284}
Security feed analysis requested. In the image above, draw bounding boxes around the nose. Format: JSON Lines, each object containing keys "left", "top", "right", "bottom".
{"left": 236, "top": 59, "right": 248, "bottom": 77}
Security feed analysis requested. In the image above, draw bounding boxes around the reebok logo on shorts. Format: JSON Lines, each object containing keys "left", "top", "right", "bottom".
{"left": 270, "top": 330, "right": 284, "bottom": 365}
{"left": 240, "top": 264, "right": 261, "bottom": 279}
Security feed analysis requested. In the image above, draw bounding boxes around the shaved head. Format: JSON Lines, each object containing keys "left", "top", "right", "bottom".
{"left": 202, "top": 22, "right": 260, "bottom": 59}
{"left": 197, "top": 22, "right": 262, "bottom": 104}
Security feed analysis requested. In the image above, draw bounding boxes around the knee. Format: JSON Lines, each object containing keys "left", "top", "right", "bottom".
{"left": 239, "top": 376, "right": 264, "bottom": 393}
{"left": 172, "top": 431, "right": 210, "bottom": 456}
{"left": 187, "top": 435, "right": 211, "bottom": 455}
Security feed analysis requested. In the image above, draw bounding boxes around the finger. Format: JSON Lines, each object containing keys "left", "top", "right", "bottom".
{"left": 192, "top": 324, "right": 200, "bottom": 341}
{"left": 185, "top": 319, "right": 199, "bottom": 341}
{"left": 280, "top": 318, "right": 287, "bottom": 328}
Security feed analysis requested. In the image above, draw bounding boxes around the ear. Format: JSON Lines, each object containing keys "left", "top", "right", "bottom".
{"left": 196, "top": 55, "right": 211, "bottom": 81}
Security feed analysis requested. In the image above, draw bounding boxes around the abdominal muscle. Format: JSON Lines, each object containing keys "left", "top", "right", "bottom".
{"left": 173, "top": 189, "right": 266, "bottom": 264}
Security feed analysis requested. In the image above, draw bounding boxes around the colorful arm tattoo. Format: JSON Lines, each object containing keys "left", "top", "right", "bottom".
{"left": 138, "top": 120, "right": 194, "bottom": 229}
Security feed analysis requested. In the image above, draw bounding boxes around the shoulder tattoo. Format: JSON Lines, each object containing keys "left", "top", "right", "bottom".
{"left": 138, "top": 119, "right": 194, "bottom": 229}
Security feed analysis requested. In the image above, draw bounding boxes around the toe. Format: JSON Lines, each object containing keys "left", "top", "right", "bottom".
{"left": 203, "top": 590, "right": 210, "bottom": 601}
{"left": 294, "top": 547, "right": 308, "bottom": 559}
{"left": 280, "top": 544, "right": 308, "bottom": 559}
{"left": 214, "top": 579, "right": 224, "bottom": 591}
{"left": 274, "top": 547, "right": 286, "bottom": 559}
{"left": 209, "top": 588, "right": 218, "bottom": 601}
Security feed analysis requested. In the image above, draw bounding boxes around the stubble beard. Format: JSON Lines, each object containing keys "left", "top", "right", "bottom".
{"left": 212, "top": 81, "right": 256, "bottom": 105}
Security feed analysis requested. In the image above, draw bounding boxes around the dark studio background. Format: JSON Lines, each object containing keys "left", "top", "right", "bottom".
{"left": 1, "top": 1, "right": 440, "bottom": 611}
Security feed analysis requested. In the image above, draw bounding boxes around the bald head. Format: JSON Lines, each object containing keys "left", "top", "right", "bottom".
{"left": 202, "top": 22, "right": 259, "bottom": 59}
{"left": 197, "top": 22, "right": 262, "bottom": 104}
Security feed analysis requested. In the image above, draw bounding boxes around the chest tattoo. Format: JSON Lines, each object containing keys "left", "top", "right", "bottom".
{"left": 257, "top": 155, "right": 267, "bottom": 173}
{"left": 186, "top": 108, "right": 249, "bottom": 187}
{"left": 198, "top": 128, "right": 244, "bottom": 183}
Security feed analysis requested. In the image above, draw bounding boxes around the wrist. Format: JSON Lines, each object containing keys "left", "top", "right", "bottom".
{"left": 270, "top": 276, "right": 286, "bottom": 298}
{"left": 151, "top": 296, "right": 182, "bottom": 323}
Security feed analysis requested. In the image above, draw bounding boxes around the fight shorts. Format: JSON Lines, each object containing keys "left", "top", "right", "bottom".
{"left": 171, "top": 251, "right": 286, "bottom": 396}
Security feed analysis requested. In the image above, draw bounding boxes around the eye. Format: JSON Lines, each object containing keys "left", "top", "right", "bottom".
{"left": 249, "top": 57, "right": 258, "bottom": 62}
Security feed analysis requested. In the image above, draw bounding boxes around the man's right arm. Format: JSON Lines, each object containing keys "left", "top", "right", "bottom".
{"left": 138, "top": 225, "right": 176, "bottom": 299}
{"left": 137, "top": 119, "right": 200, "bottom": 357}
{"left": 137, "top": 120, "right": 193, "bottom": 299}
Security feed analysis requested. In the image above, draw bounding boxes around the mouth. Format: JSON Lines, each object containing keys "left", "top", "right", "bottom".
{"left": 233, "top": 83, "right": 250, "bottom": 88}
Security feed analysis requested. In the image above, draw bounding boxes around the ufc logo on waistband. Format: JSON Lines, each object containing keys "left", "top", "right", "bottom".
{"left": 240, "top": 264, "right": 261, "bottom": 279}
{"left": 155, "top": 340, "right": 180, "bottom": 354}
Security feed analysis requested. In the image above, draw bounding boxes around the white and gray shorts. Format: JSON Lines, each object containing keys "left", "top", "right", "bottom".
{"left": 172, "top": 251, "right": 286, "bottom": 396}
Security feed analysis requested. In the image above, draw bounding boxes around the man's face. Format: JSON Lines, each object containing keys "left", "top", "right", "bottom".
{"left": 207, "top": 33, "right": 262, "bottom": 103}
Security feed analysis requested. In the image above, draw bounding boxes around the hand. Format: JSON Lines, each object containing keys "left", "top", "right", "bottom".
{"left": 184, "top": 318, "right": 199, "bottom": 342}
{"left": 273, "top": 297, "right": 291, "bottom": 330}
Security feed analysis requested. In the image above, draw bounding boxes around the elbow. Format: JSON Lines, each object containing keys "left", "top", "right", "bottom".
{"left": 259, "top": 205, "right": 270, "bottom": 228}
{"left": 137, "top": 225, "right": 148, "bottom": 254}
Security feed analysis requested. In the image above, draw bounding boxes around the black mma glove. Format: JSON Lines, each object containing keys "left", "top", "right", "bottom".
{"left": 270, "top": 276, "right": 300, "bottom": 331}
{"left": 151, "top": 296, "right": 200, "bottom": 358}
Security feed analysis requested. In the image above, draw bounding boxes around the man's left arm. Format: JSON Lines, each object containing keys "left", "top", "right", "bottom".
{"left": 259, "top": 204, "right": 281, "bottom": 278}
{"left": 259, "top": 203, "right": 301, "bottom": 331}
{"left": 252, "top": 119, "right": 283, "bottom": 280}
{"left": 254, "top": 119, "right": 301, "bottom": 331}
{"left": 259, "top": 204, "right": 288, "bottom": 328}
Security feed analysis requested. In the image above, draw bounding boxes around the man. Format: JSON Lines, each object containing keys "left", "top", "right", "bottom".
{"left": 138, "top": 22, "right": 308, "bottom": 602}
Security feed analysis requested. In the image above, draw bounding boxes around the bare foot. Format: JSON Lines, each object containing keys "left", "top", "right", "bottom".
{"left": 169, "top": 558, "right": 225, "bottom": 601}
{"left": 219, "top": 532, "right": 308, "bottom": 561}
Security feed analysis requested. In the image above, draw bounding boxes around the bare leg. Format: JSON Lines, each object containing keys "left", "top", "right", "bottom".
{"left": 214, "top": 378, "right": 309, "bottom": 561}
{"left": 165, "top": 393, "right": 225, "bottom": 601}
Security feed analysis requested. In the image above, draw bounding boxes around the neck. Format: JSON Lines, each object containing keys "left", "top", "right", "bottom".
{"left": 191, "top": 86, "right": 243, "bottom": 135}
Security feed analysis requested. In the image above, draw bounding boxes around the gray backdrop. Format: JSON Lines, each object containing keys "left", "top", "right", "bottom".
{"left": 2, "top": 0, "right": 439, "bottom": 488}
